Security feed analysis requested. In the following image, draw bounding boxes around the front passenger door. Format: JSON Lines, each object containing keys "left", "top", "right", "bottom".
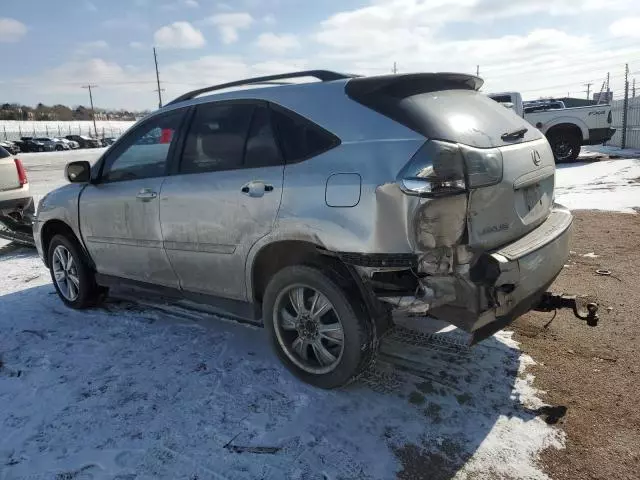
{"left": 79, "top": 109, "right": 186, "bottom": 287}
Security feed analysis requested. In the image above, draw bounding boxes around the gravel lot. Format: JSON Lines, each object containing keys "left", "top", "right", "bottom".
{"left": 512, "top": 210, "right": 640, "bottom": 480}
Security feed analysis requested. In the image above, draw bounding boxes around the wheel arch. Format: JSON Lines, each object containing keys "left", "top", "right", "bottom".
{"left": 246, "top": 236, "right": 392, "bottom": 335}
{"left": 40, "top": 219, "right": 93, "bottom": 269}
{"left": 248, "top": 237, "right": 334, "bottom": 304}
{"left": 543, "top": 120, "right": 587, "bottom": 143}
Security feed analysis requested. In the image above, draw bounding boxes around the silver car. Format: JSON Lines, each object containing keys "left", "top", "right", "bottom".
{"left": 34, "top": 70, "right": 572, "bottom": 388}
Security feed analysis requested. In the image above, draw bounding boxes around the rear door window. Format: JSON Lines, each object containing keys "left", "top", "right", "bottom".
{"left": 0, "top": 146, "right": 10, "bottom": 159}
{"left": 180, "top": 102, "right": 254, "bottom": 174}
{"left": 244, "top": 105, "right": 283, "bottom": 168}
{"left": 270, "top": 107, "right": 338, "bottom": 163}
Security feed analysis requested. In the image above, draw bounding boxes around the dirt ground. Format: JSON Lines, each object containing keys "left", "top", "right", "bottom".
{"left": 512, "top": 210, "right": 640, "bottom": 480}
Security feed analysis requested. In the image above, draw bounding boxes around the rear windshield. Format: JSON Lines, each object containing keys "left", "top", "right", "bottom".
{"left": 350, "top": 85, "right": 541, "bottom": 148}
{"left": 0, "top": 146, "right": 10, "bottom": 159}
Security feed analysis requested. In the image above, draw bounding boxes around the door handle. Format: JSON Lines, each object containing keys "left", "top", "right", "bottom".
{"left": 240, "top": 181, "right": 274, "bottom": 198}
{"left": 136, "top": 189, "right": 157, "bottom": 201}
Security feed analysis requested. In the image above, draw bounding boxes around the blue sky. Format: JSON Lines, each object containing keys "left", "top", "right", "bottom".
{"left": 1, "top": 0, "right": 639, "bottom": 110}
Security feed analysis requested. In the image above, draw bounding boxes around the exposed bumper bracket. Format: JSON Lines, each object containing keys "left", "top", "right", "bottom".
{"left": 534, "top": 292, "right": 599, "bottom": 327}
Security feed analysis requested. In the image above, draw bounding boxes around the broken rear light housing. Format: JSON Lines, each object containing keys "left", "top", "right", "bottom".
{"left": 398, "top": 140, "right": 503, "bottom": 197}
{"left": 14, "top": 158, "right": 28, "bottom": 186}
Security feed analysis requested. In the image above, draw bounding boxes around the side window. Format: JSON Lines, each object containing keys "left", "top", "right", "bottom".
{"left": 271, "top": 107, "right": 338, "bottom": 163}
{"left": 244, "top": 106, "right": 283, "bottom": 168}
{"left": 180, "top": 102, "right": 254, "bottom": 174}
{"left": 101, "top": 110, "right": 183, "bottom": 182}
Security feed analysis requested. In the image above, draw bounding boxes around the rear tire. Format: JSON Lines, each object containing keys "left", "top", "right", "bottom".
{"left": 548, "top": 131, "right": 581, "bottom": 163}
{"left": 47, "top": 234, "right": 103, "bottom": 309}
{"left": 55, "top": 145, "right": 64, "bottom": 151}
{"left": 263, "top": 265, "right": 377, "bottom": 389}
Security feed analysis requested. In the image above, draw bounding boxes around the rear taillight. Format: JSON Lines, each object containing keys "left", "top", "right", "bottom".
{"left": 14, "top": 158, "right": 28, "bottom": 186}
{"left": 398, "top": 140, "right": 503, "bottom": 197}
{"left": 460, "top": 144, "right": 503, "bottom": 188}
{"left": 398, "top": 140, "right": 466, "bottom": 197}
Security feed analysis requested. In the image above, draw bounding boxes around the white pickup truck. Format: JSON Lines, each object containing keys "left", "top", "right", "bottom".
{"left": 489, "top": 92, "right": 616, "bottom": 162}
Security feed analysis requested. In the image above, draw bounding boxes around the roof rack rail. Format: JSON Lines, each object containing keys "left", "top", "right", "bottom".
{"left": 167, "top": 70, "right": 355, "bottom": 106}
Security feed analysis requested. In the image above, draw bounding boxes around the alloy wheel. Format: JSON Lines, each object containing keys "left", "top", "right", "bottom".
{"left": 52, "top": 245, "right": 80, "bottom": 301}
{"left": 273, "top": 284, "right": 345, "bottom": 374}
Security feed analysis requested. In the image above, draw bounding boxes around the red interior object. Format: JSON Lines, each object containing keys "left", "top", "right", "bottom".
{"left": 160, "top": 128, "right": 173, "bottom": 144}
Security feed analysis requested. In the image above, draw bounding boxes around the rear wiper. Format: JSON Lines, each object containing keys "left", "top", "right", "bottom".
{"left": 501, "top": 127, "right": 528, "bottom": 141}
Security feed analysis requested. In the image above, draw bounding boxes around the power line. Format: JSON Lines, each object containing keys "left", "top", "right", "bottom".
{"left": 81, "top": 84, "right": 98, "bottom": 138}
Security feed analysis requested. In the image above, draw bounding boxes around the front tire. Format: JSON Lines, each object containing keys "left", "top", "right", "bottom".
{"left": 48, "top": 234, "right": 102, "bottom": 309}
{"left": 548, "top": 131, "right": 581, "bottom": 163}
{"left": 263, "top": 265, "right": 377, "bottom": 389}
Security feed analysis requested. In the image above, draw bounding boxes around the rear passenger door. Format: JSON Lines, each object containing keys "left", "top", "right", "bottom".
{"left": 159, "top": 100, "right": 284, "bottom": 300}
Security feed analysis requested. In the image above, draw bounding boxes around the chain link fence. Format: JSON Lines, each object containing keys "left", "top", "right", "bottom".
{"left": 608, "top": 96, "right": 640, "bottom": 149}
{"left": 1, "top": 121, "right": 135, "bottom": 142}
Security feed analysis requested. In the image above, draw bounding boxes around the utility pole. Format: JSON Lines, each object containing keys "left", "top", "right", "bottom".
{"left": 82, "top": 84, "right": 98, "bottom": 138}
{"left": 584, "top": 82, "right": 592, "bottom": 100}
{"left": 622, "top": 63, "right": 629, "bottom": 149}
{"left": 153, "top": 47, "right": 164, "bottom": 108}
{"left": 476, "top": 65, "right": 480, "bottom": 77}
{"left": 392, "top": 61, "right": 397, "bottom": 74}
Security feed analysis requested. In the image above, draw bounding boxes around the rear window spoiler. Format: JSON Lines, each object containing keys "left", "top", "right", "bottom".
{"left": 345, "top": 73, "right": 483, "bottom": 98}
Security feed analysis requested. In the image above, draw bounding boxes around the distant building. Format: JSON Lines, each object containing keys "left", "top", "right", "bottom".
{"left": 593, "top": 91, "right": 613, "bottom": 104}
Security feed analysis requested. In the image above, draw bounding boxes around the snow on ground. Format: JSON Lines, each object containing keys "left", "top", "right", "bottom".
{"left": 581, "top": 145, "right": 640, "bottom": 159}
{"left": 555, "top": 158, "right": 640, "bottom": 213}
{"left": 0, "top": 249, "right": 562, "bottom": 480}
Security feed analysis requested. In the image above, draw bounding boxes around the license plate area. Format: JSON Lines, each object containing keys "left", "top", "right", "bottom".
{"left": 523, "top": 183, "right": 542, "bottom": 212}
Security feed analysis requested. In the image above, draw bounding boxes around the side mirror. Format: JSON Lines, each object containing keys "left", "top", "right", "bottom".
{"left": 66, "top": 161, "right": 91, "bottom": 183}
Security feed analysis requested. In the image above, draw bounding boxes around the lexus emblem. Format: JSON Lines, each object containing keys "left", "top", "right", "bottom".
{"left": 531, "top": 150, "right": 542, "bottom": 166}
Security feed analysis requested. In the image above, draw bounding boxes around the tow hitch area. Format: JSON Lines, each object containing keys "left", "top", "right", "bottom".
{"left": 534, "top": 292, "right": 599, "bottom": 327}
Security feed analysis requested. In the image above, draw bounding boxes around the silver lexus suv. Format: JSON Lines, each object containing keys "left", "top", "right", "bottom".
{"left": 34, "top": 70, "right": 572, "bottom": 388}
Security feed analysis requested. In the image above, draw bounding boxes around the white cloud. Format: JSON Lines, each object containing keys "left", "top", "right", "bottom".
{"left": 184, "top": 0, "right": 199, "bottom": 7}
{"left": 205, "top": 13, "right": 254, "bottom": 44}
{"left": 609, "top": 16, "right": 640, "bottom": 38}
{"left": 154, "top": 21, "right": 206, "bottom": 49}
{"left": 0, "top": 18, "right": 27, "bottom": 43}
{"left": 254, "top": 32, "right": 300, "bottom": 55}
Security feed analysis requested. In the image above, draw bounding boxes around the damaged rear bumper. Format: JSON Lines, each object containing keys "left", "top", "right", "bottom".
{"left": 432, "top": 205, "right": 572, "bottom": 342}
{"left": 346, "top": 205, "right": 573, "bottom": 343}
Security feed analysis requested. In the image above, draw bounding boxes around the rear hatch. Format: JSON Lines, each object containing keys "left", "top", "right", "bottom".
{"left": 346, "top": 73, "right": 555, "bottom": 249}
{"left": 0, "top": 147, "right": 21, "bottom": 192}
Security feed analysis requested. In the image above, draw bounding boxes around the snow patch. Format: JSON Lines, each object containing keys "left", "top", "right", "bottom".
{"left": 0, "top": 251, "right": 563, "bottom": 479}
{"left": 555, "top": 159, "right": 640, "bottom": 213}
